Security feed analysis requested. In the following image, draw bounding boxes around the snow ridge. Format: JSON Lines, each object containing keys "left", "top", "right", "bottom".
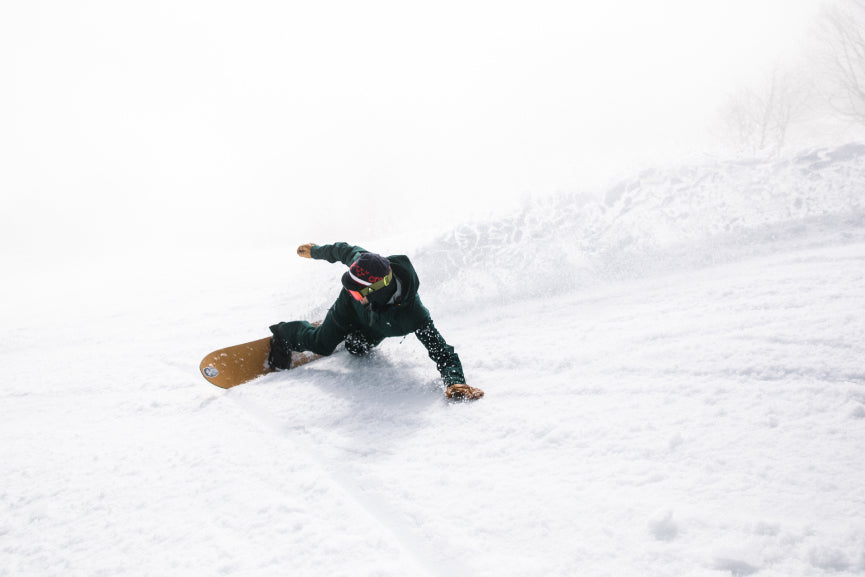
{"left": 417, "top": 143, "right": 865, "bottom": 310}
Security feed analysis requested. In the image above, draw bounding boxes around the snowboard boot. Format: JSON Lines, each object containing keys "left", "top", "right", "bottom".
{"left": 267, "top": 336, "right": 294, "bottom": 371}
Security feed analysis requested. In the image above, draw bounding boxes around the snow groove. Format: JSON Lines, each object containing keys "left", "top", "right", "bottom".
{"left": 226, "top": 391, "right": 473, "bottom": 577}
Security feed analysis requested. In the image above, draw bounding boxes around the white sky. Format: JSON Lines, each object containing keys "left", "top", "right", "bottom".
{"left": 1, "top": 0, "right": 828, "bottom": 259}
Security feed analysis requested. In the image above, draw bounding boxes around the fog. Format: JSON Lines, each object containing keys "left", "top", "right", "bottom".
{"left": 1, "top": 0, "right": 828, "bottom": 261}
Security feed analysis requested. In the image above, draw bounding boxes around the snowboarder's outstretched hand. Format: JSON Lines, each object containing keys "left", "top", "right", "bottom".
{"left": 446, "top": 383, "right": 484, "bottom": 401}
{"left": 297, "top": 243, "right": 316, "bottom": 258}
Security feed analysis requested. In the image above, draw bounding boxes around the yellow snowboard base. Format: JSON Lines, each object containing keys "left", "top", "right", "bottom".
{"left": 199, "top": 336, "right": 323, "bottom": 389}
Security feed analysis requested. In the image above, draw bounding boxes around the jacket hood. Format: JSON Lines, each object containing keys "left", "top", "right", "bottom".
{"left": 386, "top": 255, "right": 419, "bottom": 304}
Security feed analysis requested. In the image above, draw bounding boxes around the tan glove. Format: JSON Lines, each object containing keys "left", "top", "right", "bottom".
{"left": 446, "top": 383, "right": 484, "bottom": 400}
{"left": 297, "top": 243, "right": 316, "bottom": 258}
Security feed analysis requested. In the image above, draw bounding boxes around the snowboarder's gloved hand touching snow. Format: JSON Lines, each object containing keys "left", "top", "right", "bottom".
{"left": 297, "top": 243, "right": 316, "bottom": 258}
{"left": 446, "top": 383, "right": 484, "bottom": 401}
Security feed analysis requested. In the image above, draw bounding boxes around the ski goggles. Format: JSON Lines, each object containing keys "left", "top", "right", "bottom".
{"left": 346, "top": 270, "right": 393, "bottom": 301}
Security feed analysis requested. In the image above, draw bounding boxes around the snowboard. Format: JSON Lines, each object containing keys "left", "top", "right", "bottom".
{"left": 199, "top": 336, "right": 323, "bottom": 389}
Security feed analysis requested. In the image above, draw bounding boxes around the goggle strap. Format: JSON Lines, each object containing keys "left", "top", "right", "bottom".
{"left": 359, "top": 270, "right": 393, "bottom": 297}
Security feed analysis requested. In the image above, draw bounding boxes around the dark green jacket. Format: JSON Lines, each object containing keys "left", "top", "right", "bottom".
{"left": 271, "top": 243, "right": 466, "bottom": 386}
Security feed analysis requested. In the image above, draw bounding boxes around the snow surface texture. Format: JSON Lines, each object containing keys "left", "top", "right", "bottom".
{"left": 3, "top": 144, "right": 865, "bottom": 577}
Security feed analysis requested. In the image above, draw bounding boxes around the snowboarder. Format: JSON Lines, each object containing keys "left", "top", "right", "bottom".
{"left": 268, "top": 242, "right": 484, "bottom": 400}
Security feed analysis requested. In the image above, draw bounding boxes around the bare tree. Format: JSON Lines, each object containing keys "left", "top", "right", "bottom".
{"left": 720, "top": 67, "right": 813, "bottom": 157}
{"left": 818, "top": 0, "right": 865, "bottom": 124}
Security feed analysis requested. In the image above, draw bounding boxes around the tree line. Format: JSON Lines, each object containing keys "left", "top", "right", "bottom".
{"left": 720, "top": 0, "right": 865, "bottom": 157}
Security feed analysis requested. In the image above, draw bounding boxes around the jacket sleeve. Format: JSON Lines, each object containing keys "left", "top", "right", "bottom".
{"left": 310, "top": 243, "right": 367, "bottom": 266}
{"left": 414, "top": 320, "right": 466, "bottom": 386}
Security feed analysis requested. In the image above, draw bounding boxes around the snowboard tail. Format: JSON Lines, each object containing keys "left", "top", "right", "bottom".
{"left": 199, "top": 336, "right": 322, "bottom": 389}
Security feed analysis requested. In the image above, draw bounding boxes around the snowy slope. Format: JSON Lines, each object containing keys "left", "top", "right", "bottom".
{"left": 2, "top": 145, "right": 865, "bottom": 577}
